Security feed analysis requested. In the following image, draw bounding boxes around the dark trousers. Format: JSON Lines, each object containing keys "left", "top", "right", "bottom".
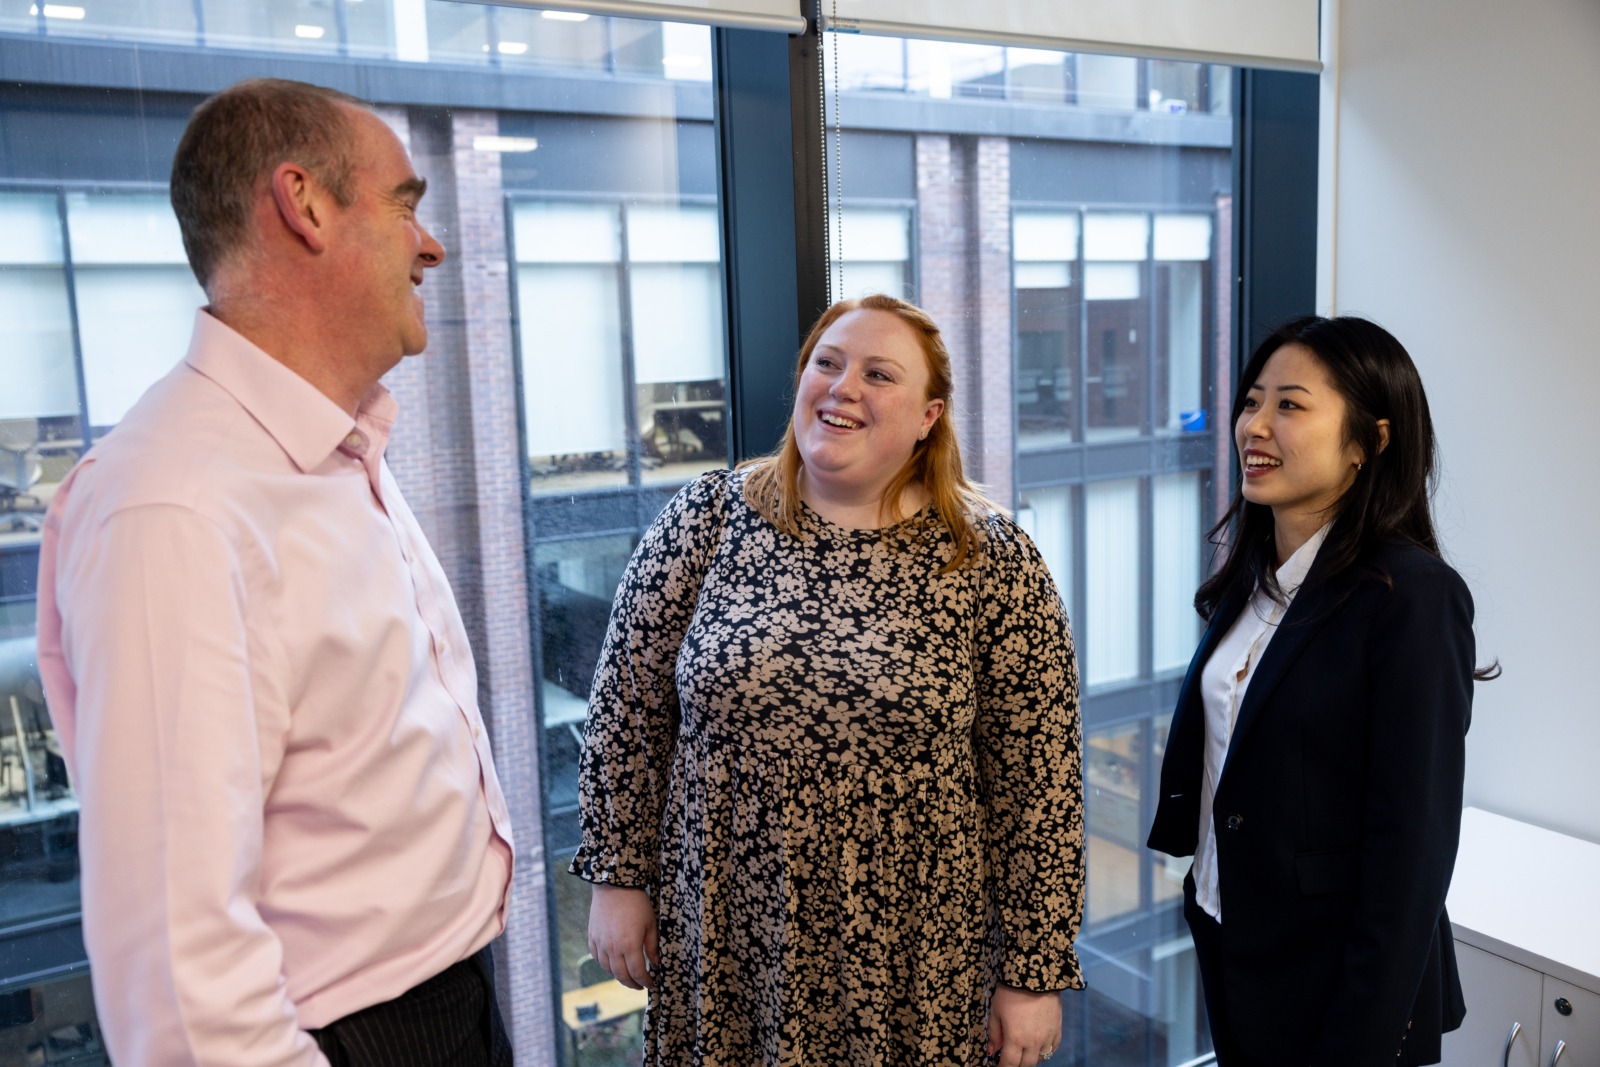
{"left": 1183, "top": 875, "right": 1265, "bottom": 1067}
{"left": 310, "top": 946, "right": 513, "bottom": 1067}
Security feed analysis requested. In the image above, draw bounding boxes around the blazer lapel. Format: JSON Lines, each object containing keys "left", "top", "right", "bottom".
{"left": 1220, "top": 569, "right": 1347, "bottom": 781}
{"left": 1165, "top": 584, "right": 1250, "bottom": 782}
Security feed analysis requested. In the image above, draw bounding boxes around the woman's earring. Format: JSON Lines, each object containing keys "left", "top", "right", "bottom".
{"left": 1357, "top": 461, "right": 1364, "bottom": 471}
{"left": 919, "top": 430, "right": 928, "bottom": 440}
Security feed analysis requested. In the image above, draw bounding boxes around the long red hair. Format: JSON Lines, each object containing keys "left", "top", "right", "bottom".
{"left": 738, "top": 294, "right": 993, "bottom": 572}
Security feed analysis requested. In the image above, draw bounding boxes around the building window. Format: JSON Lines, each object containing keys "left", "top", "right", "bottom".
{"left": 832, "top": 33, "right": 1230, "bottom": 1063}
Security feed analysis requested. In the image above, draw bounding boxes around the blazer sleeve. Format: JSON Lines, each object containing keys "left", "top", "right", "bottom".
{"left": 972, "top": 519, "right": 1087, "bottom": 993}
{"left": 569, "top": 471, "right": 730, "bottom": 890}
{"left": 1308, "top": 557, "right": 1474, "bottom": 1065}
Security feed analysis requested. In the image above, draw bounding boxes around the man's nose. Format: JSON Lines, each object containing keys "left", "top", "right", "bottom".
{"left": 419, "top": 225, "right": 446, "bottom": 267}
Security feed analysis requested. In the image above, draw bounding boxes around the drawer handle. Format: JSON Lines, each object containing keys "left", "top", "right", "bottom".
{"left": 1549, "top": 1040, "right": 1566, "bottom": 1067}
{"left": 1503, "top": 1022, "right": 1521, "bottom": 1067}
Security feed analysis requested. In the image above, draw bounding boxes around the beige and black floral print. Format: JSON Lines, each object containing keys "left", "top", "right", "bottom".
{"left": 571, "top": 468, "right": 1085, "bottom": 1067}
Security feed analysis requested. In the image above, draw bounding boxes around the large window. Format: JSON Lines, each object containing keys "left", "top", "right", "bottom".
{"left": 1, "top": 181, "right": 204, "bottom": 1062}
{"left": 0, "top": 6, "right": 1303, "bottom": 1064}
{"left": 829, "top": 33, "right": 1233, "bottom": 1064}
{"left": 507, "top": 83, "right": 728, "bottom": 1063}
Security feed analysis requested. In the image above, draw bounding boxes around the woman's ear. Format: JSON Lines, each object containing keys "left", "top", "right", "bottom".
{"left": 1375, "top": 418, "right": 1392, "bottom": 455}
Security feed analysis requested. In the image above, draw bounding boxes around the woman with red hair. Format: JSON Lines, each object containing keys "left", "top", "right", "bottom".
{"left": 573, "top": 295, "right": 1086, "bottom": 1067}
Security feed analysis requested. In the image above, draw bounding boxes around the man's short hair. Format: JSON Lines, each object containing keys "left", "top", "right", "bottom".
{"left": 171, "top": 78, "right": 370, "bottom": 290}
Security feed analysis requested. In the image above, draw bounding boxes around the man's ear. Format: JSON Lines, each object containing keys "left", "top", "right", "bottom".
{"left": 269, "top": 161, "right": 330, "bottom": 254}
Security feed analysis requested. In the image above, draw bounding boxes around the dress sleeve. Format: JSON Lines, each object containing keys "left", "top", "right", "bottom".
{"left": 569, "top": 471, "right": 732, "bottom": 889}
{"left": 972, "top": 518, "right": 1086, "bottom": 992}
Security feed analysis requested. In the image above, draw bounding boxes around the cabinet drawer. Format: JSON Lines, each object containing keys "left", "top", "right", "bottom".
{"left": 1542, "top": 978, "right": 1600, "bottom": 1067}
{"left": 1443, "top": 942, "right": 1542, "bottom": 1067}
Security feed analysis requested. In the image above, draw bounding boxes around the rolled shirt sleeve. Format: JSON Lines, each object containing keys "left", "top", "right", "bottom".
{"left": 52, "top": 499, "right": 328, "bottom": 1067}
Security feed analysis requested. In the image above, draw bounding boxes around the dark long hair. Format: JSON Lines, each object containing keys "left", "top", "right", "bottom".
{"left": 1195, "top": 316, "right": 1498, "bottom": 679}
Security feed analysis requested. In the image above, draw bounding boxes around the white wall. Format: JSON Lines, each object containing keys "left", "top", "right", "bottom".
{"left": 1319, "top": 0, "right": 1600, "bottom": 843}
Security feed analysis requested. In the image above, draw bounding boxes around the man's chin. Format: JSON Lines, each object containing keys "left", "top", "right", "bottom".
{"left": 401, "top": 325, "right": 430, "bottom": 357}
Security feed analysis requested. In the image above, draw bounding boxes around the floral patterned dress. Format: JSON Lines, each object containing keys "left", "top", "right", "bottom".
{"left": 571, "top": 469, "right": 1085, "bottom": 1067}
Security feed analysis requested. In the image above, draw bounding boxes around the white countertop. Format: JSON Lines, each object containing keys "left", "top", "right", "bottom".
{"left": 1447, "top": 806, "right": 1600, "bottom": 992}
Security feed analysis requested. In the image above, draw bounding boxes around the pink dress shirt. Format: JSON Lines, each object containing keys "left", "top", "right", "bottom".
{"left": 35, "top": 310, "right": 515, "bottom": 1067}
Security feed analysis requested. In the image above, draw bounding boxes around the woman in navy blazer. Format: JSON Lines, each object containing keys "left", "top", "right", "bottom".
{"left": 1148, "top": 317, "right": 1496, "bottom": 1066}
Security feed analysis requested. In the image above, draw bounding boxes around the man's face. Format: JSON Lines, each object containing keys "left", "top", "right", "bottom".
{"left": 330, "top": 107, "right": 445, "bottom": 358}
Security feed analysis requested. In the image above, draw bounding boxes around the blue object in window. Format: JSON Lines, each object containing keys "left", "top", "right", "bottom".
{"left": 1180, "top": 409, "right": 1207, "bottom": 433}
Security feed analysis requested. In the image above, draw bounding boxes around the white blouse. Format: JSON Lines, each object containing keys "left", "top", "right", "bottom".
{"left": 1192, "top": 522, "right": 1332, "bottom": 922}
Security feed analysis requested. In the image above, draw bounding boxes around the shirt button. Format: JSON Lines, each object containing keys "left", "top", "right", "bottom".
{"left": 474, "top": 725, "right": 483, "bottom": 740}
{"left": 345, "top": 432, "right": 364, "bottom": 450}
{"left": 1226, "top": 813, "right": 1244, "bottom": 831}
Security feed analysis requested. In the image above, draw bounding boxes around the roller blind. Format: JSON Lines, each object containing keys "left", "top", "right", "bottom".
{"left": 822, "top": 0, "right": 1320, "bottom": 72}
{"left": 461, "top": 0, "right": 804, "bottom": 34}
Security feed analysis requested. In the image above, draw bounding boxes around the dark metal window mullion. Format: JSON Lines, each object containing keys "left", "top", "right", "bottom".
{"left": 54, "top": 189, "right": 93, "bottom": 449}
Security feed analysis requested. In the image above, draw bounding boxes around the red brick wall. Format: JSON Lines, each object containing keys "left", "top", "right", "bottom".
{"left": 915, "top": 134, "right": 1015, "bottom": 509}
{"left": 379, "top": 107, "right": 553, "bottom": 1065}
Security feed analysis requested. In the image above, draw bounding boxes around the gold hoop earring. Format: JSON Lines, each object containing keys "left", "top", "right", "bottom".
{"left": 1357, "top": 461, "right": 1364, "bottom": 471}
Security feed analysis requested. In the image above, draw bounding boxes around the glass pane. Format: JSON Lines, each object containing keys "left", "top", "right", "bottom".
{"left": 75, "top": 266, "right": 206, "bottom": 431}
{"left": 1016, "top": 485, "right": 1073, "bottom": 616}
{"left": 423, "top": 0, "right": 490, "bottom": 64}
{"left": 0, "top": 974, "right": 106, "bottom": 1065}
{"left": 1084, "top": 478, "right": 1141, "bottom": 687}
{"left": 516, "top": 262, "right": 628, "bottom": 491}
{"left": 23, "top": 0, "right": 195, "bottom": 44}
{"left": 832, "top": 206, "right": 912, "bottom": 301}
{"left": 1085, "top": 721, "right": 1142, "bottom": 925}
{"left": 1152, "top": 472, "right": 1202, "bottom": 674}
{"left": 201, "top": 0, "right": 342, "bottom": 54}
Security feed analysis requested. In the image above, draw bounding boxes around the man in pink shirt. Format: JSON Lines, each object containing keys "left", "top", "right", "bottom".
{"left": 35, "top": 78, "right": 515, "bottom": 1067}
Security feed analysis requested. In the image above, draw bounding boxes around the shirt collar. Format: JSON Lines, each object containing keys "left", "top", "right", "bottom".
{"left": 183, "top": 308, "right": 399, "bottom": 474}
{"left": 1274, "top": 520, "right": 1334, "bottom": 596}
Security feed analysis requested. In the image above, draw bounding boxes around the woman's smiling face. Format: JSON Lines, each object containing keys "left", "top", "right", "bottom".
{"left": 1236, "top": 343, "right": 1366, "bottom": 518}
{"left": 793, "top": 308, "right": 944, "bottom": 502}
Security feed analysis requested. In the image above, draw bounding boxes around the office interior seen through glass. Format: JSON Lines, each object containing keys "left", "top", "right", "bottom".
{"left": 0, "top": 6, "right": 1231, "bottom": 1065}
{"left": 823, "top": 31, "right": 1232, "bottom": 1065}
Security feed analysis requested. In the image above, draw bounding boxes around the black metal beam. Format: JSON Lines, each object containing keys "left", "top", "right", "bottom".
{"left": 712, "top": 24, "right": 825, "bottom": 463}
{"left": 1233, "top": 68, "right": 1319, "bottom": 364}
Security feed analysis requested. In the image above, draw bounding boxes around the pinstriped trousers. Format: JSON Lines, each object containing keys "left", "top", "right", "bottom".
{"left": 310, "top": 946, "right": 514, "bottom": 1067}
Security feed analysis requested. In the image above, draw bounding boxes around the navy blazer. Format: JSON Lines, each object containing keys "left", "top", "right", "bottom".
{"left": 1147, "top": 540, "right": 1473, "bottom": 1066}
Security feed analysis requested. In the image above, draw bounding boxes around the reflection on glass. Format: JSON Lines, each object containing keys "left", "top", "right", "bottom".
{"left": 1148, "top": 60, "right": 1203, "bottom": 114}
{"left": 1084, "top": 213, "right": 1149, "bottom": 440}
{"left": 27, "top": 0, "right": 195, "bottom": 45}
{"left": 0, "top": 973, "right": 106, "bottom": 1065}
{"left": 1077, "top": 54, "right": 1139, "bottom": 110}
{"left": 1085, "top": 722, "right": 1142, "bottom": 925}
{"left": 830, "top": 207, "right": 912, "bottom": 302}
{"left": 1, "top": 636, "right": 80, "bottom": 931}
{"left": 201, "top": 0, "right": 341, "bottom": 54}
{"left": 65, "top": 194, "right": 205, "bottom": 433}
{"left": 1153, "top": 214, "right": 1212, "bottom": 436}
{"left": 1006, "top": 48, "right": 1070, "bottom": 104}
{"left": 424, "top": 0, "right": 490, "bottom": 64}
{"left": 515, "top": 202, "right": 628, "bottom": 493}
{"left": 1152, "top": 472, "right": 1202, "bottom": 674}
{"left": 627, "top": 204, "right": 727, "bottom": 486}
{"left": 1016, "top": 486, "right": 1073, "bottom": 617}
{"left": 1085, "top": 479, "right": 1140, "bottom": 687}
{"left": 1014, "top": 211, "right": 1080, "bottom": 448}
{"left": 344, "top": 0, "right": 398, "bottom": 60}
{"left": 534, "top": 535, "right": 643, "bottom": 1062}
